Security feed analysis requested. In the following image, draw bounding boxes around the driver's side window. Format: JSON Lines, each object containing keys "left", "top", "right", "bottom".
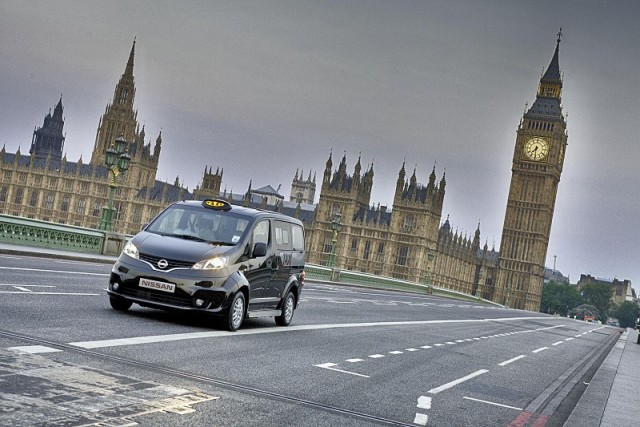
{"left": 252, "top": 220, "right": 270, "bottom": 246}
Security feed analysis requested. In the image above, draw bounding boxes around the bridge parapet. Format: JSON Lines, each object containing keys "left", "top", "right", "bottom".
{"left": 0, "top": 214, "right": 109, "bottom": 254}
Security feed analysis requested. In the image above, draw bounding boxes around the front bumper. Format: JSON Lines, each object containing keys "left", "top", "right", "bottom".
{"left": 108, "top": 256, "right": 235, "bottom": 313}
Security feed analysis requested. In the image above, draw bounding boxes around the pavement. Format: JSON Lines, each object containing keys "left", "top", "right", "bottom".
{"left": 1, "top": 241, "right": 639, "bottom": 426}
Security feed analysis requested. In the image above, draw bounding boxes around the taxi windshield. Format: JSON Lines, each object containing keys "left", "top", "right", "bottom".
{"left": 146, "top": 205, "right": 250, "bottom": 245}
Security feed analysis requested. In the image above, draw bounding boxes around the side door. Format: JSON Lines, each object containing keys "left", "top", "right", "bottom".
{"left": 242, "top": 219, "right": 272, "bottom": 311}
{"left": 263, "top": 220, "right": 293, "bottom": 308}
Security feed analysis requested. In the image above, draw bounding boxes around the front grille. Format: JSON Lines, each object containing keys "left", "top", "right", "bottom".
{"left": 139, "top": 253, "right": 194, "bottom": 271}
{"left": 118, "top": 280, "right": 193, "bottom": 307}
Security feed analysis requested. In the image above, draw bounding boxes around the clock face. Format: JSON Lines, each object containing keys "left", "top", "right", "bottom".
{"left": 523, "top": 137, "right": 550, "bottom": 161}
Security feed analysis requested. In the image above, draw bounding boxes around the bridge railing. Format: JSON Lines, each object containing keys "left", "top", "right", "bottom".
{"left": 0, "top": 214, "right": 125, "bottom": 255}
{"left": 305, "top": 264, "right": 499, "bottom": 305}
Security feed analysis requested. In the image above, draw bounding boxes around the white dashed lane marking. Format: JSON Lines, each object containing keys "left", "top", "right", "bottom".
{"left": 428, "top": 369, "right": 489, "bottom": 394}
{"left": 498, "top": 355, "right": 526, "bottom": 366}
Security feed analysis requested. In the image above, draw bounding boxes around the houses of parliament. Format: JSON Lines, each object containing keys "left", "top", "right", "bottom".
{"left": 0, "top": 35, "right": 568, "bottom": 312}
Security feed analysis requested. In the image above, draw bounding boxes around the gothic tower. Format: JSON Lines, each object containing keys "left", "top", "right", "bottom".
{"left": 494, "top": 31, "right": 568, "bottom": 311}
{"left": 90, "top": 40, "right": 160, "bottom": 190}
{"left": 30, "top": 97, "right": 65, "bottom": 162}
{"left": 290, "top": 168, "right": 316, "bottom": 204}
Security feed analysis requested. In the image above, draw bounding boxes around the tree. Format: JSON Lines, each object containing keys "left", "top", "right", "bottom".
{"left": 612, "top": 301, "right": 639, "bottom": 328}
{"left": 540, "top": 281, "right": 583, "bottom": 316}
{"left": 581, "top": 282, "right": 613, "bottom": 322}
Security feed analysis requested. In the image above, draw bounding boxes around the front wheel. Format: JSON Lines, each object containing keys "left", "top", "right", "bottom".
{"left": 275, "top": 291, "right": 296, "bottom": 326}
{"left": 109, "top": 296, "right": 132, "bottom": 311}
{"left": 225, "top": 292, "right": 245, "bottom": 331}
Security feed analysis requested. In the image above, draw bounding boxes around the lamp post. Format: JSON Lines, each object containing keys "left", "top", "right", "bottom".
{"left": 423, "top": 250, "right": 434, "bottom": 284}
{"left": 475, "top": 269, "right": 483, "bottom": 298}
{"left": 326, "top": 211, "right": 342, "bottom": 267}
{"left": 98, "top": 136, "right": 131, "bottom": 231}
{"left": 504, "top": 282, "right": 512, "bottom": 308}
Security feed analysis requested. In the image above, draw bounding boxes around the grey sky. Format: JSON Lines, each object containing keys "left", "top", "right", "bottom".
{"left": 1, "top": 1, "right": 639, "bottom": 287}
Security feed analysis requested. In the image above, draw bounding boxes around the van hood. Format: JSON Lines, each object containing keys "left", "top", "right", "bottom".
{"left": 131, "top": 231, "right": 234, "bottom": 261}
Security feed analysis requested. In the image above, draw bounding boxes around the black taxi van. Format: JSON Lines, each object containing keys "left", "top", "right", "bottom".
{"left": 107, "top": 199, "right": 305, "bottom": 331}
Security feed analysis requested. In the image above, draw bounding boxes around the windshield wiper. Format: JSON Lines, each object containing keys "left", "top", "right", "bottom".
{"left": 168, "top": 233, "right": 208, "bottom": 242}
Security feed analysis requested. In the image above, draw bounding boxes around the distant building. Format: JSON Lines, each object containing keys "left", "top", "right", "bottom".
{"left": 290, "top": 169, "right": 316, "bottom": 204}
{"left": 576, "top": 274, "right": 634, "bottom": 305}
{"left": 544, "top": 268, "right": 570, "bottom": 285}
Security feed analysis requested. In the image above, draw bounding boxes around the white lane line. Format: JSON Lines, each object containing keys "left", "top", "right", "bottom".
{"left": 369, "top": 354, "right": 385, "bottom": 359}
{"left": 389, "top": 351, "right": 403, "bottom": 355}
{"left": 54, "top": 260, "right": 106, "bottom": 267}
{"left": 434, "top": 343, "right": 445, "bottom": 347}
{"left": 532, "top": 347, "right": 549, "bottom": 353}
{"left": 13, "top": 286, "right": 32, "bottom": 292}
{"left": 68, "top": 317, "right": 563, "bottom": 349}
{"left": 565, "top": 337, "right": 575, "bottom": 341}
{"left": 413, "top": 413, "right": 428, "bottom": 425}
{"left": 0, "top": 266, "right": 108, "bottom": 276}
{"left": 0, "top": 284, "right": 56, "bottom": 287}
{"left": 552, "top": 341, "right": 563, "bottom": 346}
{"left": 314, "top": 363, "right": 370, "bottom": 378}
{"left": 406, "top": 348, "right": 419, "bottom": 352}
{"left": 420, "top": 345, "right": 432, "bottom": 349}
{"left": 417, "top": 396, "right": 432, "bottom": 409}
{"left": 498, "top": 355, "right": 526, "bottom": 366}
{"left": 414, "top": 395, "right": 432, "bottom": 425}
{"left": 9, "top": 345, "right": 62, "bottom": 354}
{"left": 0, "top": 291, "right": 99, "bottom": 296}
{"left": 428, "top": 369, "right": 489, "bottom": 394}
{"left": 463, "top": 396, "right": 522, "bottom": 411}
{"left": 345, "top": 358, "right": 364, "bottom": 363}
{"left": 445, "top": 342, "right": 455, "bottom": 345}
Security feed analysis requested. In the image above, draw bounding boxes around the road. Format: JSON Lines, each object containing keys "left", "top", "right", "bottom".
{"left": 0, "top": 254, "right": 619, "bottom": 426}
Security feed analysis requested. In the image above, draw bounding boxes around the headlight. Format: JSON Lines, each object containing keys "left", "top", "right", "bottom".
{"left": 192, "top": 257, "right": 228, "bottom": 270}
{"left": 122, "top": 241, "right": 139, "bottom": 259}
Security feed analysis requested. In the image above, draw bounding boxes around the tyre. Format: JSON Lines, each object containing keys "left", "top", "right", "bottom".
{"left": 275, "top": 291, "right": 296, "bottom": 326}
{"left": 225, "top": 292, "right": 245, "bottom": 331}
{"left": 109, "top": 296, "right": 132, "bottom": 311}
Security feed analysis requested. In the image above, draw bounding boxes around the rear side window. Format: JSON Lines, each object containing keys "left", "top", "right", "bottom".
{"left": 274, "top": 220, "right": 292, "bottom": 250}
{"left": 292, "top": 224, "right": 304, "bottom": 251}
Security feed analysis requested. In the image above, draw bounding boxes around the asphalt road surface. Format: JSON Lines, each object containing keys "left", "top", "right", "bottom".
{"left": 0, "top": 254, "right": 619, "bottom": 426}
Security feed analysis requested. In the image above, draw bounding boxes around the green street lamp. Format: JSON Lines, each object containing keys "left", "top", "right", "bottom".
{"left": 423, "top": 250, "right": 434, "bottom": 285}
{"left": 98, "top": 136, "right": 131, "bottom": 231}
{"left": 326, "top": 211, "right": 342, "bottom": 267}
{"left": 475, "top": 269, "right": 483, "bottom": 298}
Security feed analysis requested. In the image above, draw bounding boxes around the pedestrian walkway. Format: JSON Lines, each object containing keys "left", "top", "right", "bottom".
{"left": 1, "top": 242, "right": 638, "bottom": 426}
{"left": 564, "top": 327, "right": 640, "bottom": 426}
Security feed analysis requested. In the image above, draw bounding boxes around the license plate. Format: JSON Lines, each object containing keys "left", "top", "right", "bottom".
{"left": 139, "top": 278, "right": 175, "bottom": 293}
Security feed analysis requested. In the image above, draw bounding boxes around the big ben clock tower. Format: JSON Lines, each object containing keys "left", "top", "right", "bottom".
{"left": 495, "top": 30, "right": 568, "bottom": 311}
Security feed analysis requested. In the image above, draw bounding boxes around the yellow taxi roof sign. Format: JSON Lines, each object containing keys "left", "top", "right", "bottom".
{"left": 202, "top": 199, "right": 232, "bottom": 211}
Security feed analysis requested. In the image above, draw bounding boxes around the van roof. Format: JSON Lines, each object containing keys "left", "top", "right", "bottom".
{"left": 175, "top": 199, "right": 304, "bottom": 225}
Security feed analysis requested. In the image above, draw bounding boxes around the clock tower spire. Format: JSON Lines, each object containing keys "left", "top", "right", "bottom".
{"left": 493, "top": 30, "right": 568, "bottom": 311}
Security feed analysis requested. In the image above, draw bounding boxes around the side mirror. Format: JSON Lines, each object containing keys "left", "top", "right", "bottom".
{"left": 252, "top": 242, "right": 267, "bottom": 258}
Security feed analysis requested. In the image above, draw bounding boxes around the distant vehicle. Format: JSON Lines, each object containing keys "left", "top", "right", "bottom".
{"left": 107, "top": 199, "right": 305, "bottom": 331}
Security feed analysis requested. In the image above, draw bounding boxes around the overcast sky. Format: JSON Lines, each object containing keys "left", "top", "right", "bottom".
{"left": 2, "top": 1, "right": 639, "bottom": 288}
